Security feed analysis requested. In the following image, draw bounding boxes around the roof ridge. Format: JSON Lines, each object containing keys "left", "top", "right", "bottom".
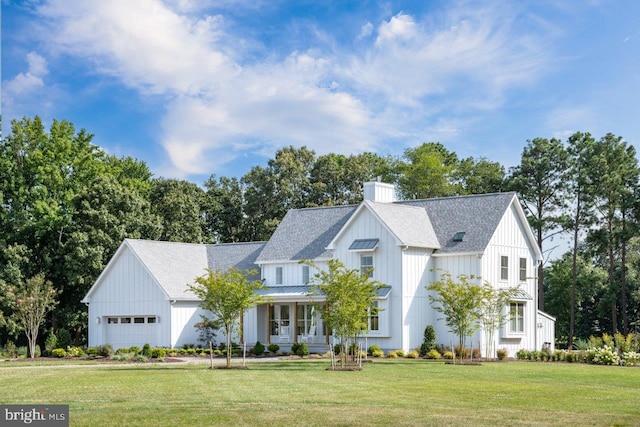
{"left": 126, "top": 238, "right": 206, "bottom": 247}
{"left": 396, "top": 191, "right": 515, "bottom": 204}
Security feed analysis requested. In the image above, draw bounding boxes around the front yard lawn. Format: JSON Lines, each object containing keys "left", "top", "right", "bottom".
{"left": 1, "top": 359, "right": 638, "bottom": 426}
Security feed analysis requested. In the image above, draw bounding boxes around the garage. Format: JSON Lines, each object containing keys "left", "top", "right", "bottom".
{"left": 104, "top": 315, "right": 158, "bottom": 349}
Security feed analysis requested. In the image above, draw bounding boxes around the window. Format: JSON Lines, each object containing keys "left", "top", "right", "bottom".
{"left": 120, "top": 317, "right": 131, "bottom": 324}
{"left": 269, "top": 304, "right": 290, "bottom": 335}
{"left": 519, "top": 258, "right": 527, "bottom": 282}
{"left": 107, "top": 317, "right": 118, "bottom": 324}
{"left": 302, "top": 265, "right": 310, "bottom": 284}
{"left": 276, "top": 267, "right": 283, "bottom": 285}
{"left": 147, "top": 317, "right": 157, "bottom": 324}
{"left": 509, "top": 302, "right": 525, "bottom": 334}
{"left": 296, "top": 304, "right": 315, "bottom": 335}
{"left": 500, "top": 256, "right": 509, "bottom": 281}
{"left": 361, "top": 255, "right": 374, "bottom": 278}
{"left": 134, "top": 317, "right": 145, "bottom": 324}
{"left": 369, "top": 301, "right": 379, "bottom": 331}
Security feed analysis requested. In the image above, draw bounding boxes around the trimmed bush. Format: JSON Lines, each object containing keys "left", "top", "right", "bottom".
{"left": 44, "top": 332, "right": 57, "bottom": 357}
{"left": 622, "top": 351, "right": 640, "bottom": 366}
{"left": 134, "top": 355, "right": 148, "bottom": 363}
{"left": 151, "top": 348, "right": 167, "bottom": 359}
{"left": 51, "top": 348, "right": 67, "bottom": 358}
{"left": 57, "top": 329, "right": 72, "bottom": 350}
{"left": 394, "top": 349, "right": 405, "bottom": 358}
{"left": 426, "top": 349, "right": 441, "bottom": 360}
{"left": 253, "top": 341, "right": 265, "bottom": 356}
{"left": 406, "top": 350, "right": 419, "bottom": 359}
{"left": 142, "top": 343, "right": 152, "bottom": 357}
{"left": 98, "top": 345, "right": 114, "bottom": 357}
{"left": 267, "top": 344, "right": 280, "bottom": 354}
{"left": 443, "top": 351, "right": 454, "bottom": 359}
{"left": 295, "top": 342, "right": 309, "bottom": 357}
{"left": 66, "top": 346, "right": 84, "bottom": 357}
{"left": 368, "top": 345, "right": 382, "bottom": 355}
{"left": 129, "top": 346, "right": 141, "bottom": 356}
{"left": 589, "top": 345, "right": 619, "bottom": 365}
{"left": 516, "top": 349, "right": 529, "bottom": 360}
{"left": 420, "top": 325, "right": 437, "bottom": 357}
{"left": 496, "top": 348, "right": 508, "bottom": 360}
{"left": 4, "top": 341, "right": 18, "bottom": 358}
{"left": 387, "top": 351, "right": 398, "bottom": 359}
{"left": 371, "top": 349, "right": 384, "bottom": 358}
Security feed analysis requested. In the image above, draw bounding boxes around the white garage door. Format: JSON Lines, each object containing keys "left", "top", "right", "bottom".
{"left": 104, "top": 316, "right": 158, "bottom": 349}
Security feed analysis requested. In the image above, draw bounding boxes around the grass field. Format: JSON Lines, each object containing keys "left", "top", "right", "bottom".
{"left": 1, "top": 359, "right": 639, "bottom": 426}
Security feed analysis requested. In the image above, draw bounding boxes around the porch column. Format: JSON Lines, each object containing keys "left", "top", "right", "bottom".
{"left": 266, "top": 303, "right": 271, "bottom": 344}
{"left": 294, "top": 302, "right": 298, "bottom": 343}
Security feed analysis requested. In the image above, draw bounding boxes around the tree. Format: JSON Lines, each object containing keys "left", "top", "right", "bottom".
{"left": 478, "top": 284, "right": 520, "bottom": 359}
{"left": 452, "top": 157, "right": 506, "bottom": 195}
{"left": 507, "top": 138, "right": 570, "bottom": 310}
{"left": 397, "top": 143, "right": 458, "bottom": 199}
{"left": 427, "top": 273, "right": 484, "bottom": 361}
{"left": 8, "top": 274, "right": 58, "bottom": 358}
{"left": 150, "top": 178, "right": 206, "bottom": 243}
{"left": 187, "top": 267, "right": 265, "bottom": 368}
{"left": 307, "top": 259, "right": 383, "bottom": 369}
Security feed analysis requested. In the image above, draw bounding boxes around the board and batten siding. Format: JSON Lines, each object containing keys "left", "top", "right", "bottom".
{"left": 332, "top": 206, "right": 403, "bottom": 350}
{"left": 401, "top": 248, "right": 434, "bottom": 351}
{"left": 86, "top": 245, "right": 170, "bottom": 348}
{"left": 483, "top": 203, "right": 539, "bottom": 357}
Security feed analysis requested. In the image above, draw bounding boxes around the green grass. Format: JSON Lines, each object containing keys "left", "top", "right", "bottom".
{"left": 1, "top": 360, "right": 639, "bottom": 426}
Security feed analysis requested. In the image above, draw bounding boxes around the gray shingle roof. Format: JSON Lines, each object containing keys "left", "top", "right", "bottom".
{"left": 255, "top": 205, "right": 357, "bottom": 262}
{"left": 397, "top": 192, "right": 517, "bottom": 255}
{"left": 123, "top": 239, "right": 265, "bottom": 300}
{"left": 365, "top": 200, "right": 441, "bottom": 249}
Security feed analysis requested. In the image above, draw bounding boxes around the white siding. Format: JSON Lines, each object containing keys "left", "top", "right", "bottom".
{"left": 86, "top": 245, "right": 171, "bottom": 348}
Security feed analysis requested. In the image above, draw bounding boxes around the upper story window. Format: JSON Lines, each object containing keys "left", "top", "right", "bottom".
{"left": 302, "top": 265, "right": 310, "bottom": 284}
{"left": 276, "top": 267, "right": 283, "bottom": 285}
{"left": 519, "top": 258, "right": 527, "bottom": 282}
{"left": 361, "top": 255, "right": 373, "bottom": 278}
{"left": 500, "top": 256, "right": 509, "bottom": 281}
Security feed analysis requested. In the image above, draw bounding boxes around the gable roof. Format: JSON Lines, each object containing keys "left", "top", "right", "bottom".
{"left": 397, "top": 192, "right": 532, "bottom": 256}
{"left": 84, "top": 239, "right": 266, "bottom": 302}
{"left": 256, "top": 205, "right": 356, "bottom": 263}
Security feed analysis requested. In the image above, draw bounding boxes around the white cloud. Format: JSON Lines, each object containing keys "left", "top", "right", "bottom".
{"left": 27, "top": 0, "right": 558, "bottom": 178}
{"left": 2, "top": 51, "right": 50, "bottom": 112}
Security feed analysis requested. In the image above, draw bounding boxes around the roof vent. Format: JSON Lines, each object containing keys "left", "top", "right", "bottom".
{"left": 453, "top": 232, "right": 465, "bottom": 242}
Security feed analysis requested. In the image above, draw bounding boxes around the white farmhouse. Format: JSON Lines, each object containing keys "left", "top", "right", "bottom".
{"left": 83, "top": 181, "right": 555, "bottom": 356}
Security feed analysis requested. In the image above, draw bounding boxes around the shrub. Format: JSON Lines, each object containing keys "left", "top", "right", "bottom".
{"left": 4, "top": 341, "right": 18, "bottom": 358}
{"left": 443, "top": 351, "right": 454, "bottom": 359}
{"left": 553, "top": 350, "right": 565, "bottom": 362}
{"left": 57, "top": 330, "right": 72, "bottom": 350}
{"left": 565, "top": 351, "right": 576, "bottom": 363}
{"left": 406, "top": 350, "right": 419, "bottom": 359}
{"left": 129, "top": 346, "right": 141, "bottom": 356}
{"left": 622, "top": 351, "right": 640, "bottom": 366}
{"left": 66, "top": 346, "right": 84, "bottom": 357}
{"left": 44, "top": 332, "right": 57, "bottom": 357}
{"left": 267, "top": 344, "right": 280, "bottom": 354}
{"left": 85, "top": 347, "right": 99, "bottom": 356}
{"left": 151, "top": 348, "right": 167, "bottom": 359}
{"left": 51, "top": 348, "right": 67, "bottom": 358}
{"left": 589, "top": 345, "right": 619, "bottom": 365}
{"left": 291, "top": 342, "right": 301, "bottom": 355}
{"left": 420, "top": 325, "right": 437, "bottom": 357}
{"left": 394, "top": 349, "right": 405, "bottom": 358}
{"left": 425, "top": 349, "right": 441, "bottom": 360}
{"left": 368, "top": 345, "right": 382, "bottom": 355}
{"left": 183, "top": 343, "right": 195, "bottom": 350}
{"left": 253, "top": 341, "right": 265, "bottom": 356}
{"left": 116, "top": 348, "right": 129, "bottom": 355}
{"left": 295, "top": 342, "right": 309, "bottom": 357}
{"left": 454, "top": 346, "right": 469, "bottom": 359}
{"left": 387, "top": 351, "right": 398, "bottom": 359}
{"left": 213, "top": 349, "right": 223, "bottom": 356}
{"left": 496, "top": 348, "right": 508, "bottom": 360}
{"left": 98, "top": 345, "right": 114, "bottom": 357}
{"left": 18, "top": 346, "right": 28, "bottom": 358}
{"left": 142, "top": 343, "right": 152, "bottom": 357}
{"left": 134, "top": 355, "right": 148, "bottom": 363}
{"left": 516, "top": 349, "right": 529, "bottom": 360}
{"left": 371, "top": 349, "right": 384, "bottom": 358}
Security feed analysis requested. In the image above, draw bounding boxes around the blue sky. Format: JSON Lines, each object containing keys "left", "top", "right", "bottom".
{"left": 2, "top": 0, "right": 639, "bottom": 184}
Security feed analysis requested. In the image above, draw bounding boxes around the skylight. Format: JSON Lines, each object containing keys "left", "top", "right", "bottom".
{"left": 453, "top": 232, "right": 466, "bottom": 242}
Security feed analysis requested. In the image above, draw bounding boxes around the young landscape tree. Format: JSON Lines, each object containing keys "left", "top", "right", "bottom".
{"left": 8, "top": 274, "right": 58, "bottom": 358}
{"left": 307, "top": 259, "right": 383, "bottom": 369}
{"left": 427, "top": 273, "right": 484, "bottom": 361}
{"left": 478, "top": 284, "right": 521, "bottom": 360}
{"left": 188, "top": 267, "right": 265, "bottom": 368}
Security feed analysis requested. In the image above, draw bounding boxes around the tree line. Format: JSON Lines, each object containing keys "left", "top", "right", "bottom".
{"left": 1, "top": 116, "right": 638, "bottom": 349}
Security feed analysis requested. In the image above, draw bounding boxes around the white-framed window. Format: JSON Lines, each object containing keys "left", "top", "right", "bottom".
{"left": 134, "top": 317, "right": 145, "bottom": 324}
{"left": 296, "top": 304, "right": 316, "bottom": 336}
{"left": 361, "top": 255, "right": 374, "bottom": 278}
{"left": 120, "top": 317, "right": 131, "bottom": 324}
{"left": 269, "top": 304, "right": 290, "bottom": 335}
{"left": 302, "top": 265, "right": 310, "bottom": 284}
{"left": 369, "top": 300, "right": 379, "bottom": 331}
{"left": 509, "top": 302, "right": 525, "bottom": 334}
{"left": 276, "top": 267, "right": 283, "bottom": 285}
{"left": 500, "top": 256, "right": 509, "bottom": 281}
{"left": 519, "top": 258, "right": 527, "bottom": 282}
{"left": 107, "top": 317, "right": 118, "bottom": 324}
